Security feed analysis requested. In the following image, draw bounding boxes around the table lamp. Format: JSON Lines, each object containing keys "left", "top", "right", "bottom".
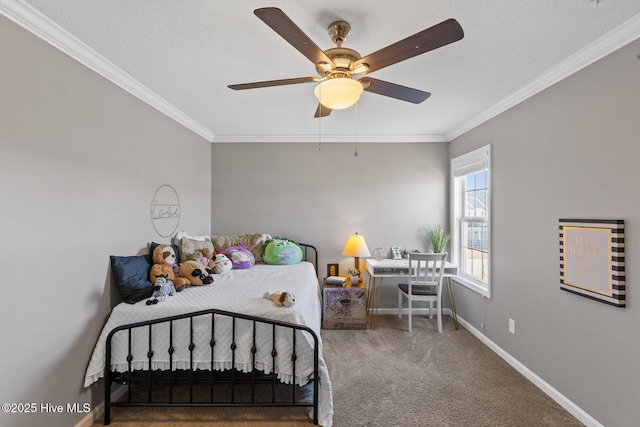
{"left": 342, "top": 232, "right": 371, "bottom": 270}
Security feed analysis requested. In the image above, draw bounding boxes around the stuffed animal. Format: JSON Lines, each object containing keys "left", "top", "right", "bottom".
{"left": 262, "top": 238, "right": 303, "bottom": 265}
{"left": 191, "top": 248, "right": 215, "bottom": 270}
{"left": 223, "top": 244, "right": 255, "bottom": 269}
{"left": 178, "top": 260, "right": 215, "bottom": 285}
{"left": 146, "top": 275, "right": 176, "bottom": 305}
{"left": 211, "top": 250, "right": 233, "bottom": 274}
{"left": 263, "top": 291, "right": 296, "bottom": 308}
{"left": 150, "top": 244, "right": 191, "bottom": 291}
{"left": 201, "top": 247, "right": 217, "bottom": 269}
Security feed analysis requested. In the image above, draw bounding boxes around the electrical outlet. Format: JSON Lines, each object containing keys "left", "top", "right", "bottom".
{"left": 509, "top": 318, "right": 516, "bottom": 334}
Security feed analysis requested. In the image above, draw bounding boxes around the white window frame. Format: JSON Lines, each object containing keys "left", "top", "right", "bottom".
{"left": 450, "top": 145, "right": 491, "bottom": 298}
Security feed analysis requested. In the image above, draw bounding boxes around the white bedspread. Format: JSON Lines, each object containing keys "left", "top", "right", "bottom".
{"left": 84, "top": 262, "right": 333, "bottom": 426}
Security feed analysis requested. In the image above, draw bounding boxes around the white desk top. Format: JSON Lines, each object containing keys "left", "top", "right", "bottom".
{"left": 366, "top": 258, "right": 458, "bottom": 277}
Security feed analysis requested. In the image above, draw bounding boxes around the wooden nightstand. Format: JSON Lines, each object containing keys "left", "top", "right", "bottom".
{"left": 322, "top": 279, "right": 367, "bottom": 330}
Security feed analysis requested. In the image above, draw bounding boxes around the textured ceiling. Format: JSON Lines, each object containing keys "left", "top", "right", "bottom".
{"left": 3, "top": 0, "right": 640, "bottom": 142}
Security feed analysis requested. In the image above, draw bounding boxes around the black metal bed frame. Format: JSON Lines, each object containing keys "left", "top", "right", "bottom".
{"left": 103, "top": 244, "right": 320, "bottom": 425}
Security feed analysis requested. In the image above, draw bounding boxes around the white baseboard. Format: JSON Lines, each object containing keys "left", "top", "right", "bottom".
{"left": 74, "top": 385, "right": 127, "bottom": 427}
{"left": 455, "top": 315, "right": 603, "bottom": 427}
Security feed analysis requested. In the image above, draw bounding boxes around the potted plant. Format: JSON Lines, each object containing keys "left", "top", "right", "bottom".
{"left": 424, "top": 225, "right": 450, "bottom": 253}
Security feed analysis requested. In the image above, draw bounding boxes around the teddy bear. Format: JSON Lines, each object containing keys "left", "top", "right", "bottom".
{"left": 178, "top": 260, "right": 215, "bottom": 285}
{"left": 150, "top": 244, "right": 191, "bottom": 292}
{"left": 191, "top": 249, "right": 205, "bottom": 265}
{"left": 263, "top": 291, "right": 296, "bottom": 308}
{"left": 196, "top": 247, "right": 215, "bottom": 269}
{"left": 211, "top": 250, "right": 233, "bottom": 274}
{"left": 146, "top": 275, "right": 176, "bottom": 305}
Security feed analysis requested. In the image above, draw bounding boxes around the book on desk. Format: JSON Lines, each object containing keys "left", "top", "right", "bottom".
{"left": 326, "top": 276, "right": 347, "bottom": 286}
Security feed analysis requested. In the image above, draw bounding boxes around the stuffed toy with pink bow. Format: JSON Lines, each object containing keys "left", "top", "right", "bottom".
{"left": 211, "top": 250, "right": 233, "bottom": 274}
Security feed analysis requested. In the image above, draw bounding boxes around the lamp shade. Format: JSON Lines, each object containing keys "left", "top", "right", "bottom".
{"left": 342, "top": 233, "right": 371, "bottom": 258}
{"left": 314, "top": 78, "right": 363, "bottom": 110}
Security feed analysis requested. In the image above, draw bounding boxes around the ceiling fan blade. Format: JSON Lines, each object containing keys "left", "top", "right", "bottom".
{"left": 228, "top": 76, "right": 319, "bottom": 90}
{"left": 353, "top": 18, "right": 463, "bottom": 74}
{"left": 314, "top": 104, "right": 332, "bottom": 118}
{"left": 254, "top": 7, "right": 335, "bottom": 68}
{"left": 360, "top": 77, "right": 430, "bottom": 104}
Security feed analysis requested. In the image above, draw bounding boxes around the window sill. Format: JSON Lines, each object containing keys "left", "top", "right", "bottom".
{"left": 452, "top": 275, "right": 491, "bottom": 299}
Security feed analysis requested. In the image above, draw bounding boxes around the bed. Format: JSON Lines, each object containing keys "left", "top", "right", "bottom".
{"left": 84, "top": 238, "right": 333, "bottom": 426}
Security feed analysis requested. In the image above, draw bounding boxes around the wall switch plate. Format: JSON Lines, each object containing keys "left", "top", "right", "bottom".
{"left": 509, "top": 318, "right": 516, "bottom": 334}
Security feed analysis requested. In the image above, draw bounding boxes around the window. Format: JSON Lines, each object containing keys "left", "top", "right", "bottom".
{"left": 451, "top": 145, "right": 491, "bottom": 297}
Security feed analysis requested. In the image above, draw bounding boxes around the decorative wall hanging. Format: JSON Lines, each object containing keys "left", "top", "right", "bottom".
{"left": 150, "top": 185, "right": 181, "bottom": 238}
{"left": 559, "top": 219, "right": 625, "bottom": 307}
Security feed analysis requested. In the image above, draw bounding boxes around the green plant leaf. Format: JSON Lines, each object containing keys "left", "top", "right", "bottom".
{"left": 423, "top": 225, "right": 450, "bottom": 253}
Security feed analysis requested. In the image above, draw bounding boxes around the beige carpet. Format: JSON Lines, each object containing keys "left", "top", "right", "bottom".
{"left": 91, "top": 315, "right": 582, "bottom": 427}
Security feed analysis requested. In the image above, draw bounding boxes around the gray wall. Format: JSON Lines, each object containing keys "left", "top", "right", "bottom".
{"left": 0, "top": 16, "right": 211, "bottom": 427}
{"left": 449, "top": 38, "right": 640, "bottom": 427}
{"left": 3, "top": 5, "right": 638, "bottom": 426}
{"left": 211, "top": 142, "right": 449, "bottom": 301}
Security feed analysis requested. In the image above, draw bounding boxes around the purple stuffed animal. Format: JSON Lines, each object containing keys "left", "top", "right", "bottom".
{"left": 223, "top": 244, "right": 255, "bottom": 269}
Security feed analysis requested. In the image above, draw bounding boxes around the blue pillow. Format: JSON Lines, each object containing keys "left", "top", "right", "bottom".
{"left": 110, "top": 255, "right": 153, "bottom": 304}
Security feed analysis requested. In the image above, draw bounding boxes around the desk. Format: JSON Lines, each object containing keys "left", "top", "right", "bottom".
{"left": 365, "top": 258, "right": 459, "bottom": 330}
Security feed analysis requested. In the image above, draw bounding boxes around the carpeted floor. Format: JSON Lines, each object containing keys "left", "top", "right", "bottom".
{"left": 91, "top": 315, "right": 583, "bottom": 426}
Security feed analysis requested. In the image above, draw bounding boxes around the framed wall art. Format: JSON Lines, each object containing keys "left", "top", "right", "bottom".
{"left": 559, "top": 219, "right": 625, "bottom": 307}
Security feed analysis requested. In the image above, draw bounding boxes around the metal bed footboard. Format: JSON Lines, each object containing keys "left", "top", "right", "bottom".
{"left": 103, "top": 243, "right": 320, "bottom": 425}
{"left": 104, "top": 308, "right": 319, "bottom": 424}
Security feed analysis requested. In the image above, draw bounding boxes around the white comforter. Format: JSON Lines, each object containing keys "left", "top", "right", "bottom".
{"left": 84, "top": 262, "right": 333, "bottom": 427}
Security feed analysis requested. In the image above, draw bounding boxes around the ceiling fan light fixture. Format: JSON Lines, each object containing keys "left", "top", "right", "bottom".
{"left": 314, "top": 78, "right": 363, "bottom": 110}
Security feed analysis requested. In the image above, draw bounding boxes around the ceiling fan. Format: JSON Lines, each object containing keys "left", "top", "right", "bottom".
{"left": 228, "top": 7, "right": 464, "bottom": 118}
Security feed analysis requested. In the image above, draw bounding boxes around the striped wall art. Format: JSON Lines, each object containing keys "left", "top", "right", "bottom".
{"left": 559, "top": 219, "right": 625, "bottom": 307}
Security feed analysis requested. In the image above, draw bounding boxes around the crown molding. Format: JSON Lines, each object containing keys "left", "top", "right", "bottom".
{"left": 447, "top": 12, "right": 640, "bottom": 142}
{"left": 4, "top": 0, "right": 639, "bottom": 145}
{"left": 212, "top": 133, "right": 448, "bottom": 143}
{"left": 0, "top": 0, "right": 216, "bottom": 142}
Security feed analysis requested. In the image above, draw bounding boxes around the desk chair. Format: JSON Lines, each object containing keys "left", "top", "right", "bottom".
{"left": 397, "top": 252, "right": 447, "bottom": 333}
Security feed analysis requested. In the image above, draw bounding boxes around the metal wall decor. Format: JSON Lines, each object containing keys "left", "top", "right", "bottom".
{"left": 150, "top": 184, "right": 181, "bottom": 237}
{"left": 559, "top": 219, "right": 625, "bottom": 307}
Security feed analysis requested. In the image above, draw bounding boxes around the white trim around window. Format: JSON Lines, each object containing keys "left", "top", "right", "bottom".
{"left": 451, "top": 144, "right": 491, "bottom": 298}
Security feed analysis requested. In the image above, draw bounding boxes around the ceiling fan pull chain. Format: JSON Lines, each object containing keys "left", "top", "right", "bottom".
{"left": 318, "top": 85, "right": 322, "bottom": 151}
{"left": 354, "top": 103, "right": 358, "bottom": 157}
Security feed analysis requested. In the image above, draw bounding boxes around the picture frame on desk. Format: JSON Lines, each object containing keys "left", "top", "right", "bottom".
{"left": 391, "top": 246, "right": 403, "bottom": 259}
